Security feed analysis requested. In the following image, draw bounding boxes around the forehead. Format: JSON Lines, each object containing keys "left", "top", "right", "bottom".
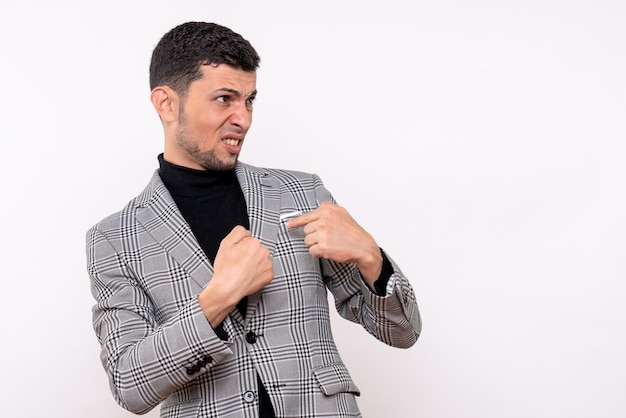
{"left": 193, "top": 64, "right": 257, "bottom": 93}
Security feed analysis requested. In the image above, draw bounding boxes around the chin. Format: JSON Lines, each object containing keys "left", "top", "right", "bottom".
{"left": 201, "top": 155, "right": 238, "bottom": 171}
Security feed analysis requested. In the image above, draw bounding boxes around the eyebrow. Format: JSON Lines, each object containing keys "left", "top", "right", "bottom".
{"left": 214, "top": 88, "right": 257, "bottom": 98}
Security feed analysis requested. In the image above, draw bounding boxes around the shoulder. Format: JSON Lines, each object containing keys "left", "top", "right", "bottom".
{"left": 87, "top": 170, "right": 168, "bottom": 234}
{"left": 236, "top": 161, "right": 324, "bottom": 187}
{"left": 236, "top": 161, "right": 335, "bottom": 205}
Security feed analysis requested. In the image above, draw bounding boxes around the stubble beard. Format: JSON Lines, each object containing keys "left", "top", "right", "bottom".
{"left": 176, "top": 108, "right": 238, "bottom": 171}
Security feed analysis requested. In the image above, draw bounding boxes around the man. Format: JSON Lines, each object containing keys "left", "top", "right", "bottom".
{"left": 87, "top": 21, "right": 421, "bottom": 418}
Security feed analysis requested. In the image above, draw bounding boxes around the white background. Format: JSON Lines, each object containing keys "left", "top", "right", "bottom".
{"left": 1, "top": 1, "right": 624, "bottom": 417}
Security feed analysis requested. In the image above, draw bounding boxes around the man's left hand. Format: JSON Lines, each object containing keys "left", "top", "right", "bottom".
{"left": 286, "top": 202, "right": 383, "bottom": 286}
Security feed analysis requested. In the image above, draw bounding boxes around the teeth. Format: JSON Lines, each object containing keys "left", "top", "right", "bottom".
{"left": 224, "top": 139, "right": 239, "bottom": 146}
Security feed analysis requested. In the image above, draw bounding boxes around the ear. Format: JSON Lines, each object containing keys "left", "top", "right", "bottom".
{"left": 150, "top": 86, "right": 179, "bottom": 122}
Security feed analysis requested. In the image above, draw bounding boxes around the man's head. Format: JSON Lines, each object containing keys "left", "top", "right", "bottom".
{"left": 149, "top": 22, "right": 260, "bottom": 171}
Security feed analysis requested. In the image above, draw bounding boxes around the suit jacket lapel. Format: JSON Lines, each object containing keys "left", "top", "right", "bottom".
{"left": 134, "top": 171, "right": 214, "bottom": 292}
{"left": 134, "top": 166, "right": 281, "bottom": 327}
{"left": 236, "top": 163, "right": 281, "bottom": 323}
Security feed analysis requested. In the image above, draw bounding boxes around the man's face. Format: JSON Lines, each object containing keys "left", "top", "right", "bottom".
{"left": 172, "top": 64, "right": 257, "bottom": 171}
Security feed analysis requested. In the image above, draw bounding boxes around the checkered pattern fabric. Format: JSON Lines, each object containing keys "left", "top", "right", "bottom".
{"left": 87, "top": 162, "right": 421, "bottom": 417}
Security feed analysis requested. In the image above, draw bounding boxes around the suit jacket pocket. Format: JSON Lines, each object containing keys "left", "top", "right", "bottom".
{"left": 312, "top": 363, "right": 361, "bottom": 396}
{"left": 160, "top": 399, "right": 202, "bottom": 418}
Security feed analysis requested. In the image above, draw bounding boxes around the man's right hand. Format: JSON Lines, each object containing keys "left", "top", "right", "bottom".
{"left": 198, "top": 225, "right": 274, "bottom": 326}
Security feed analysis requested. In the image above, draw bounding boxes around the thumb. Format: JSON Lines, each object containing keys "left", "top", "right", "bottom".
{"left": 223, "top": 225, "right": 251, "bottom": 245}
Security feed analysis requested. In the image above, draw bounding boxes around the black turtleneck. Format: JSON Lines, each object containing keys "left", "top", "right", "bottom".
{"left": 158, "top": 154, "right": 249, "bottom": 264}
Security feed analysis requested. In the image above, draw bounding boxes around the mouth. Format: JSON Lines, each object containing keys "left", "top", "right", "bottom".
{"left": 221, "top": 136, "right": 244, "bottom": 155}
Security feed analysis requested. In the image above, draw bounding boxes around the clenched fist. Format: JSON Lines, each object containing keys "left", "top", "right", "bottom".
{"left": 198, "top": 225, "right": 274, "bottom": 326}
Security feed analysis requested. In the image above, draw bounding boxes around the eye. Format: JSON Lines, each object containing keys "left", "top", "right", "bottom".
{"left": 216, "top": 95, "right": 229, "bottom": 103}
{"left": 247, "top": 96, "right": 256, "bottom": 106}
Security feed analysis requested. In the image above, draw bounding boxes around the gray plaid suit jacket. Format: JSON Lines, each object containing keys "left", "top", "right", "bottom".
{"left": 87, "top": 162, "right": 421, "bottom": 417}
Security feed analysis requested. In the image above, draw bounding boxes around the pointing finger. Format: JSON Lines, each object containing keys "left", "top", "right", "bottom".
{"left": 286, "top": 210, "right": 318, "bottom": 229}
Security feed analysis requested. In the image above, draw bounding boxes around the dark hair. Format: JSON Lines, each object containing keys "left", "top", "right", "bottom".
{"left": 149, "top": 21, "right": 260, "bottom": 95}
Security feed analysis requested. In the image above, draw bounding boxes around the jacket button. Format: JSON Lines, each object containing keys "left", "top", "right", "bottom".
{"left": 197, "top": 354, "right": 212, "bottom": 367}
{"left": 186, "top": 365, "right": 199, "bottom": 375}
{"left": 245, "top": 331, "right": 257, "bottom": 344}
{"left": 243, "top": 391, "right": 255, "bottom": 403}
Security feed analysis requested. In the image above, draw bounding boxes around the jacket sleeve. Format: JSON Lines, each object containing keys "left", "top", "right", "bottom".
{"left": 86, "top": 225, "right": 233, "bottom": 414}
{"left": 321, "top": 252, "right": 421, "bottom": 348}
{"left": 313, "top": 175, "right": 422, "bottom": 348}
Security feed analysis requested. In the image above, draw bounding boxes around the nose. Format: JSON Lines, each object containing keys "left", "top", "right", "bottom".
{"left": 229, "top": 101, "right": 252, "bottom": 131}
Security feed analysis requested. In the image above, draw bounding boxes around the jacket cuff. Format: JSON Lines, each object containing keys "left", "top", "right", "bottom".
{"left": 369, "top": 248, "right": 393, "bottom": 296}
